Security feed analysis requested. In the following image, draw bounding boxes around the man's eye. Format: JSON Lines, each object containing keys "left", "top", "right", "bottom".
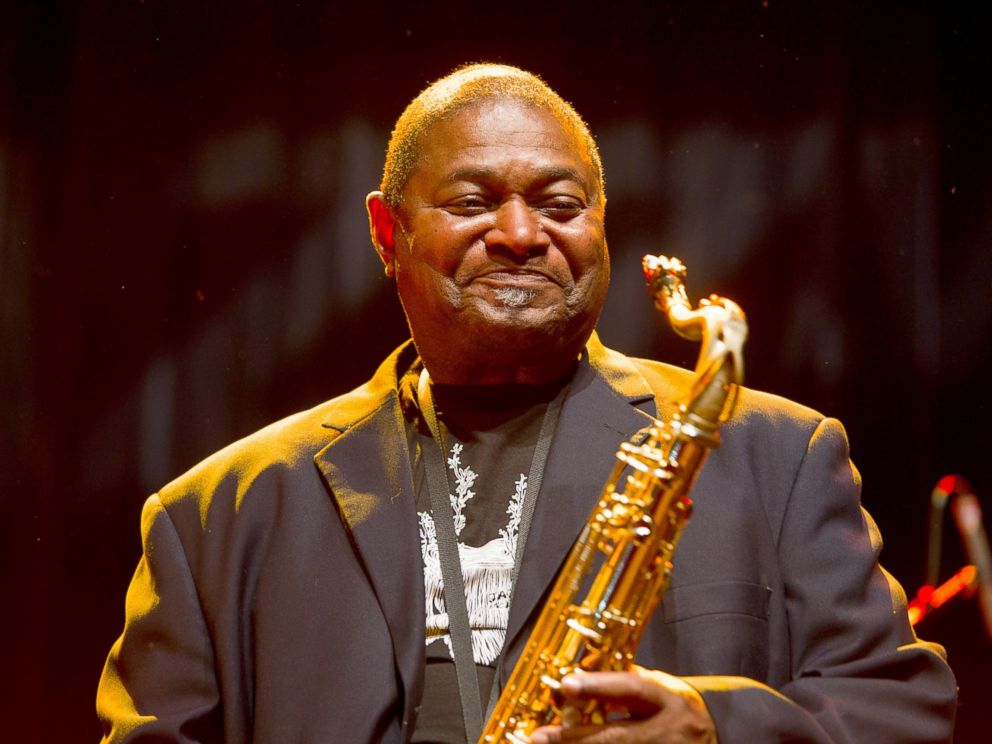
{"left": 537, "top": 199, "right": 583, "bottom": 220}
{"left": 444, "top": 196, "right": 491, "bottom": 215}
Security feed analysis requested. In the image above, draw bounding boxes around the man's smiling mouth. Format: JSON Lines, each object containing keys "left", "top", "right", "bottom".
{"left": 475, "top": 269, "right": 559, "bottom": 287}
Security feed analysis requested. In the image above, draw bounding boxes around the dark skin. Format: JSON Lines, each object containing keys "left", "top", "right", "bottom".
{"left": 366, "top": 97, "right": 717, "bottom": 743}
{"left": 528, "top": 669, "right": 716, "bottom": 744}
{"left": 367, "top": 98, "right": 609, "bottom": 385}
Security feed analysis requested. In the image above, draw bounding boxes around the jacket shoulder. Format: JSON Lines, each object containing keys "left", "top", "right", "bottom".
{"left": 155, "top": 347, "right": 407, "bottom": 512}
{"left": 624, "top": 354, "right": 824, "bottom": 428}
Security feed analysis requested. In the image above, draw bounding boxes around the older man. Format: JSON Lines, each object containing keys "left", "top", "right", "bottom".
{"left": 98, "top": 64, "right": 956, "bottom": 743}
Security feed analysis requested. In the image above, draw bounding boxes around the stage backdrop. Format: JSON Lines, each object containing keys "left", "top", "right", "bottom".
{"left": 2, "top": 1, "right": 990, "bottom": 741}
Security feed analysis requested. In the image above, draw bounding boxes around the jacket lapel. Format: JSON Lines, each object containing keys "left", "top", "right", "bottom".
{"left": 500, "top": 338, "right": 674, "bottom": 677}
{"left": 312, "top": 347, "right": 425, "bottom": 735}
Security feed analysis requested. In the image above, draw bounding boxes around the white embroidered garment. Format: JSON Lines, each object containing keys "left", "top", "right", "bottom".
{"left": 419, "top": 443, "right": 527, "bottom": 665}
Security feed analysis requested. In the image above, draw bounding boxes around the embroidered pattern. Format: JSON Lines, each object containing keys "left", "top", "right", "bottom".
{"left": 419, "top": 511, "right": 447, "bottom": 634}
{"left": 499, "top": 474, "right": 527, "bottom": 559}
{"left": 446, "top": 443, "right": 476, "bottom": 537}
{"left": 419, "top": 453, "right": 528, "bottom": 665}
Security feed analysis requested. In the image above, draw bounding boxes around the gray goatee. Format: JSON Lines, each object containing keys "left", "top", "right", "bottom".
{"left": 493, "top": 287, "right": 539, "bottom": 308}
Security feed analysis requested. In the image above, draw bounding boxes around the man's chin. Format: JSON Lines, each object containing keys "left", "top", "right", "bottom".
{"left": 467, "top": 299, "right": 564, "bottom": 329}
{"left": 463, "top": 302, "right": 591, "bottom": 352}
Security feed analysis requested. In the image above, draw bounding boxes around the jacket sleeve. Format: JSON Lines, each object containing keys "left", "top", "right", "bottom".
{"left": 686, "top": 417, "right": 957, "bottom": 743}
{"left": 96, "top": 494, "right": 223, "bottom": 743}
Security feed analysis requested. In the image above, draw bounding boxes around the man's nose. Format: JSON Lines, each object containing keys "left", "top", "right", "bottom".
{"left": 485, "top": 198, "right": 550, "bottom": 257}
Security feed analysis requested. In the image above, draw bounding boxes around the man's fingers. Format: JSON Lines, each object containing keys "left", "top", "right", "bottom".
{"left": 559, "top": 668, "right": 702, "bottom": 718}
{"left": 559, "top": 672, "right": 659, "bottom": 717}
{"left": 529, "top": 669, "right": 715, "bottom": 743}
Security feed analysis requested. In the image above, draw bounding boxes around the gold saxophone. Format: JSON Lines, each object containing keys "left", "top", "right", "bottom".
{"left": 479, "top": 255, "right": 748, "bottom": 743}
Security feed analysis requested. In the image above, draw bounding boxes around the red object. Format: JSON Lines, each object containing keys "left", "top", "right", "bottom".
{"left": 908, "top": 565, "right": 977, "bottom": 626}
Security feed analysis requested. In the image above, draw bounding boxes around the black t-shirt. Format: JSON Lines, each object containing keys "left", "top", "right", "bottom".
{"left": 403, "top": 371, "right": 568, "bottom": 744}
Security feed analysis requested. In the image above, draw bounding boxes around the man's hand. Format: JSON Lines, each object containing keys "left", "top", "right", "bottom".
{"left": 529, "top": 666, "right": 717, "bottom": 744}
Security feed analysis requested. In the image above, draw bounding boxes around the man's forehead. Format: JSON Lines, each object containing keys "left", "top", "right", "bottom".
{"left": 427, "top": 98, "right": 582, "bottom": 148}
{"left": 413, "top": 99, "right": 597, "bottom": 182}
{"left": 442, "top": 164, "right": 589, "bottom": 186}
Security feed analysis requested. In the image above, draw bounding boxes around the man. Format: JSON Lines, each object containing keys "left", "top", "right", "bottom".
{"left": 98, "top": 64, "right": 957, "bottom": 743}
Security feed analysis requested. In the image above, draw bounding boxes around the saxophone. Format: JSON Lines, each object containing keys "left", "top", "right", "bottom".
{"left": 479, "top": 255, "right": 747, "bottom": 743}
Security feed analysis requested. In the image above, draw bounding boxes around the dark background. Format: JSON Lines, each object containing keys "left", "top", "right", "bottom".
{"left": 3, "top": 1, "right": 991, "bottom": 741}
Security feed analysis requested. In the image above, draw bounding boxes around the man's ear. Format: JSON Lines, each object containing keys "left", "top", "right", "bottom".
{"left": 366, "top": 191, "right": 398, "bottom": 272}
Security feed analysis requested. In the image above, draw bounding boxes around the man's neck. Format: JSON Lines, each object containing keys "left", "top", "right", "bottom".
{"left": 414, "top": 326, "right": 591, "bottom": 385}
{"left": 420, "top": 354, "right": 579, "bottom": 386}
{"left": 429, "top": 372, "right": 571, "bottom": 432}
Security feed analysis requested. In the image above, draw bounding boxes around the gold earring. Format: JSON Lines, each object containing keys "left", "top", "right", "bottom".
{"left": 384, "top": 262, "right": 395, "bottom": 277}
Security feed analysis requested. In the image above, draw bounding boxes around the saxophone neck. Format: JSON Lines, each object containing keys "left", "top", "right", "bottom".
{"left": 642, "top": 254, "right": 748, "bottom": 429}
{"left": 682, "top": 340, "right": 743, "bottom": 433}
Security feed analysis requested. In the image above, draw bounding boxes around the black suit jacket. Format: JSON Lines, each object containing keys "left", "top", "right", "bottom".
{"left": 97, "top": 335, "right": 956, "bottom": 742}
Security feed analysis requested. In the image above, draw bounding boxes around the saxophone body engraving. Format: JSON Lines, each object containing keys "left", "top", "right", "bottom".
{"left": 479, "top": 255, "right": 748, "bottom": 743}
